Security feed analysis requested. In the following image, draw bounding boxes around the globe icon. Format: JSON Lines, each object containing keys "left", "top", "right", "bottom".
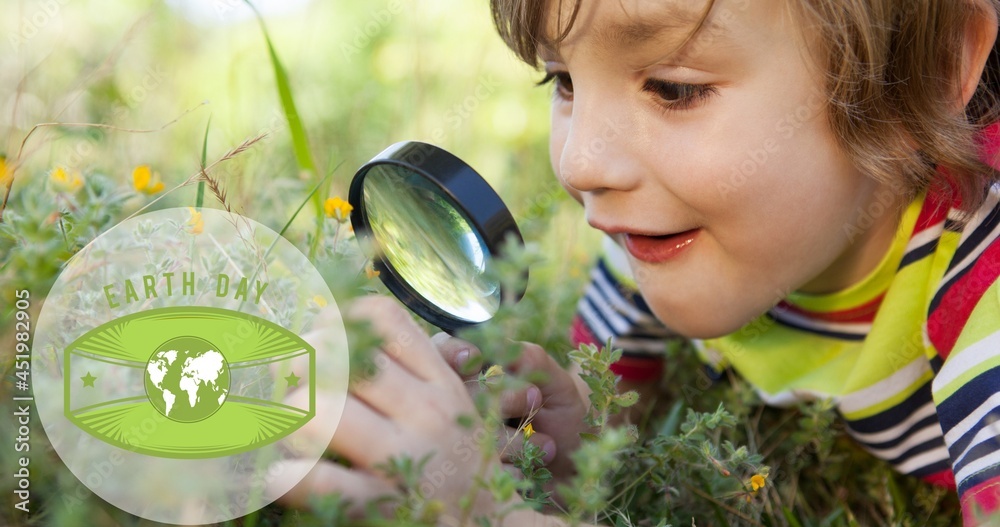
{"left": 144, "top": 336, "right": 231, "bottom": 423}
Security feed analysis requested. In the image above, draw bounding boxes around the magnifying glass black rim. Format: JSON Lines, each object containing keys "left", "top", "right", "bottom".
{"left": 349, "top": 140, "right": 526, "bottom": 332}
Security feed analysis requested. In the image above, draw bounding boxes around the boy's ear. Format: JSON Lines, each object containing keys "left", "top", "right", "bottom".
{"left": 959, "top": 2, "right": 999, "bottom": 108}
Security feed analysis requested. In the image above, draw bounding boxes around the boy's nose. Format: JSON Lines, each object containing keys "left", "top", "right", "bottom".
{"left": 557, "top": 99, "right": 640, "bottom": 194}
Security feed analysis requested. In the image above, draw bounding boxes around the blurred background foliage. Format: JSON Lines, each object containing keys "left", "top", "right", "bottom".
{"left": 0, "top": 0, "right": 597, "bottom": 298}
{"left": 0, "top": 1, "right": 962, "bottom": 526}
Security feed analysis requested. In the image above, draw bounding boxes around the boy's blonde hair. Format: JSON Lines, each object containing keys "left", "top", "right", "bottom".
{"left": 491, "top": 0, "right": 1000, "bottom": 212}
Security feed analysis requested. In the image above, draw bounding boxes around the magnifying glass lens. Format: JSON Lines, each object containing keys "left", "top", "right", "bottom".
{"left": 363, "top": 164, "right": 501, "bottom": 323}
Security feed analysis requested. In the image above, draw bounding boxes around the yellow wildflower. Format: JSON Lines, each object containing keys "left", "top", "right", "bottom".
{"left": 749, "top": 474, "right": 767, "bottom": 492}
{"left": 484, "top": 364, "right": 504, "bottom": 379}
{"left": 312, "top": 295, "right": 328, "bottom": 308}
{"left": 133, "top": 165, "right": 164, "bottom": 195}
{"left": 0, "top": 155, "right": 11, "bottom": 187}
{"left": 324, "top": 196, "right": 353, "bottom": 222}
{"left": 364, "top": 262, "right": 381, "bottom": 280}
{"left": 50, "top": 166, "right": 84, "bottom": 193}
{"left": 523, "top": 422, "right": 535, "bottom": 440}
{"left": 186, "top": 207, "right": 204, "bottom": 235}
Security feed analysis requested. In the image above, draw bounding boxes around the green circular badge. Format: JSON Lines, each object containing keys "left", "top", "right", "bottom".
{"left": 32, "top": 208, "right": 349, "bottom": 524}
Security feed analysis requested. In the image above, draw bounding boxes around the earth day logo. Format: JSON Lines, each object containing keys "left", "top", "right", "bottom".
{"left": 32, "top": 208, "right": 349, "bottom": 524}
{"left": 64, "top": 306, "right": 317, "bottom": 458}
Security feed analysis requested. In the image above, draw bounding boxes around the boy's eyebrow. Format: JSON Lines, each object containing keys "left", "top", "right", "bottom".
{"left": 600, "top": 6, "right": 729, "bottom": 52}
{"left": 602, "top": 18, "right": 702, "bottom": 48}
{"left": 542, "top": 4, "right": 725, "bottom": 55}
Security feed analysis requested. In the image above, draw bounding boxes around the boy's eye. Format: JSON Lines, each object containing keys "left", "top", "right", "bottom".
{"left": 537, "top": 71, "right": 574, "bottom": 101}
{"left": 642, "top": 79, "right": 717, "bottom": 111}
{"left": 536, "top": 72, "right": 714, "bottom": 111}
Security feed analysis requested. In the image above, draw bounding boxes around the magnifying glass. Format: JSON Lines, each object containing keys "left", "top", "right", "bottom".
{"left": 348, "top": 141, "right": 527, "bottom": 332}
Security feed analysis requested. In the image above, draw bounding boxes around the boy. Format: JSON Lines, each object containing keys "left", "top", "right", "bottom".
{"left": 277, "top": 0, "right": 1000, "bottom": 524}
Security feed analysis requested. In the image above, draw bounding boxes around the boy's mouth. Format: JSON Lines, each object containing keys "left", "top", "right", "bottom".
{"left": 623, "top": 229, "right": 700, "bottom": 263}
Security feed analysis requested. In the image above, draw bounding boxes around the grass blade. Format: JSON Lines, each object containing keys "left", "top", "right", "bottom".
{"left": 658, "top": 400, "right": 685, "bottom": 437}
{"left": 277, "top": 161, "right": 342, "bottom": 241}
{"left": 244, "top": 0, "right": 325, "bottom": 258}
{"left": 244, "top": 0, "right": 317, "bottom": 177}
{"left": 196, "top": 115, "right": 211, "bottom": 209}
{"left": 782, "top": 507, "right": 807, "bottom": 527}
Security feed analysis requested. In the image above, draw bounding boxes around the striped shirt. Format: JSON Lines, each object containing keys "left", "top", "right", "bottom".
{"left": 570, "top": 129, "right": 1000, "bottom": 524}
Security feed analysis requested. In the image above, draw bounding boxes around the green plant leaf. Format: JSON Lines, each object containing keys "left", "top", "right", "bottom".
{"left": 615, "top": 390, "right": 640, "bottom": 408}
{"left": 245, "top": 2, "right": 315, "bottom": 175}
{"left": 782, "top": 507, "right": 806, "bottom": 527}
{"left": 244, "top": 0, "right": 322, "bottom": 234}
{"left": 659, "top": 400, "right": 685, "bottom": 437}
{"left": 196, "top": 115, "right": 211, "bottom": 209}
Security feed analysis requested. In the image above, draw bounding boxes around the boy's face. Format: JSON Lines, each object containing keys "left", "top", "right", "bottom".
{"left": 542, "top": 0, "right": 899, "bottom": 338}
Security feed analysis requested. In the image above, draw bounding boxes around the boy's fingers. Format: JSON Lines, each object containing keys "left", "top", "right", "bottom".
{"left": 288, "top": 386, "right": 399, "bottom": 468}
{"left": 327, "top": 397, "right": 407, "bottom": 469}
{"left": 461, "top": 373, "right": 540, "bottom": 419}
{"left": 507, "top": 342, "right": 581, "bottom": 407}
{"left": 348, "top": 296, "right": 454, "bottom": 383}
{"left": 498, "top": 384, "right": 542, "bottom": 419}
{"left": 270, "top": 459, "right": 397, "bottom": 518}
{"left": 497, "top": 426, "right": 556, "bottom": 465}
{"left": 351, "top": 351, "right": 429, "bottom": 420}
{"left": 431, "top": 332, "right": 485, "bottom": 378}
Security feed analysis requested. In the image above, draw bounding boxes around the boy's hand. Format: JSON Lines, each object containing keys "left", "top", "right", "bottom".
{"left": 432, "top": 333, "right": 592, "bottom": 483}
{"left": 270, "top": 297, "right": 521, "bottom": 522}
